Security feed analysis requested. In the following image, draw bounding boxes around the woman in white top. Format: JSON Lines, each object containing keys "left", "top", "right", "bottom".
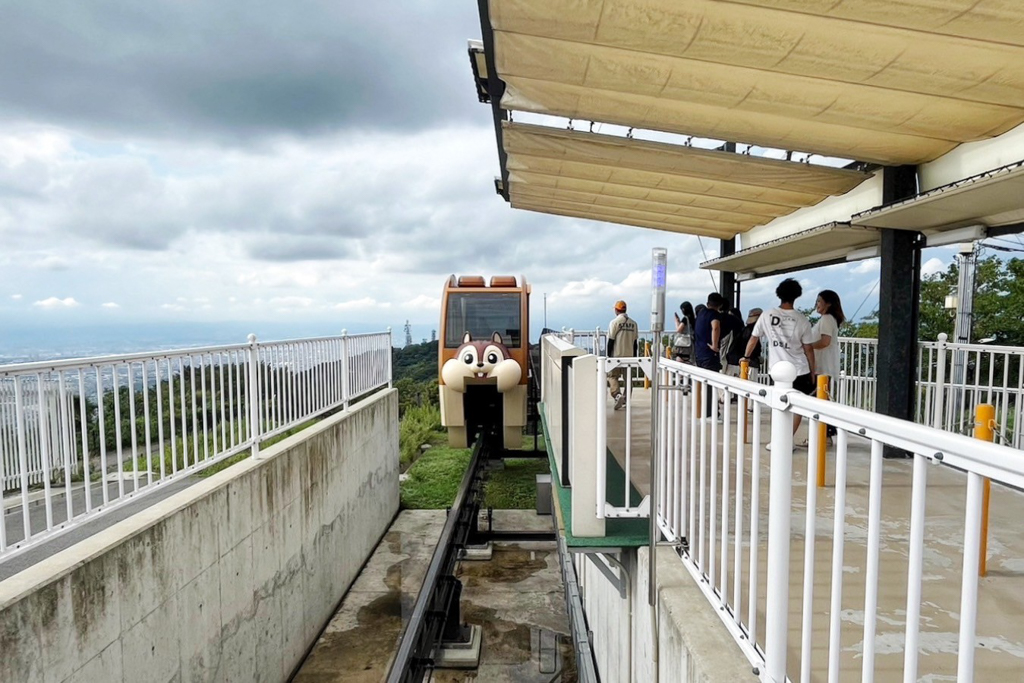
{"left": 811, "top": 289, "right": 846, "bottom": 391}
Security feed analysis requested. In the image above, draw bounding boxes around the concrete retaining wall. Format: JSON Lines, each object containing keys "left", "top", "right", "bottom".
{"left": 0, "top": 389, "right": 399, "bottom": 683}
{"left": 575, "top": 546, "right": 755, "bottom": 683}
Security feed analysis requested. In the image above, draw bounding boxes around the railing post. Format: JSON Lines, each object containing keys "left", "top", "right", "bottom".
{"left": 386, "top": 327, "right": 393, "bottom": 388}
{"left": 933, "top": 333, "right": 948, "bottom": 430}
{"left": 765, "top": 362, "right": 797, "bottom": 683}
{"left": 817, "top": 374, "right": 829, "bottom": 488}
{"left": 341, "top": 329, "right": 350, "bottom": 410}
{"left": 740, "top": 359, "right": 751, "bottom": 444}
{"left": 595, "top": 355, "right": 607, "bottom": 520}
{"left": 975, "top": 403, "right": 994, "bottom": 577}
{"left": 247, "top": 334, "right": 261, "bottom": 458}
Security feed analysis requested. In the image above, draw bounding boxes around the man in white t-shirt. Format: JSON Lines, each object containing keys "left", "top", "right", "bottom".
{"left": 741, "top": 278, "right": 816, "bottom": 437}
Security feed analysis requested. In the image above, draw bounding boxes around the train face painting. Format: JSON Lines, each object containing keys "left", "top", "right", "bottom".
{"left": 441, "top": 332, "right": 522, "bottom": 393}
{"left": 438, "top": 275, "right": 530, "bottom": 448}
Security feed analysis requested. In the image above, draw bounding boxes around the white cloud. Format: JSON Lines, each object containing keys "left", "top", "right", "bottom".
{"left": 851, "top": 259, "right": 879, "bottom": 275}
{"left": 405, "top": 295, "right": 439, "bottom": 309}
{"left": 33, "top": 296, "right": 79, "bottom": 309}
{"left": 101, "top": 302, "right": 120, "bottom": 308}
{"left": 268, "top": 296, "right": 313, "bottom": 308}
{"left": 160, "top": 303, "right": 185, "bottom": 312}
{"left": 921, "top": 257, "right": 947, "bottom": 277}
{"left": 10, "top": 294, "right": 22, "bottom": 300}
{"left": 32, "top": 255, "right": 71, "bottom": 271}
{"left": 333, "top": 297, "right": 376, "bottom": 310}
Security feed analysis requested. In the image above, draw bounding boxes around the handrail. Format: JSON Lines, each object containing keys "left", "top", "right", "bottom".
{"left": 0, "top": 330, "right": 392, "bottom": 561}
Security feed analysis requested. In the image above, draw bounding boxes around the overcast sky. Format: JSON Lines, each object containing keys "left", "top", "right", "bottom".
{"left": 0, "top": 0, "right": 959, "bottom": 347}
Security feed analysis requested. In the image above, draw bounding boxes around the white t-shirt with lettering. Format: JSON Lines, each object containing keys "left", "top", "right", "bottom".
{"left": 812, "top": 313, "right": 840, "bottom": 379}
{"left": 752, "top": 306, "right": 814, "bottom": 375}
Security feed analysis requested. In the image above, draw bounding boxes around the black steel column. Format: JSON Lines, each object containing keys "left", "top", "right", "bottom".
{"left": 720, "top": 237, "right": 736, "bottom": 309}
{"left": 876, "top": 165, "right": 920, "bottom": 457}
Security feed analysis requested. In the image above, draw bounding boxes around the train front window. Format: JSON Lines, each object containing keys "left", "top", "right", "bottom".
{"left": 445, "top": 293, "right": 521, "bottom": 348}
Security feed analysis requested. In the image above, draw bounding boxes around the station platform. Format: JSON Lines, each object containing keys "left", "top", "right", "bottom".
{"left": 596, "top": 386, "right": 1024, "bottom": 680}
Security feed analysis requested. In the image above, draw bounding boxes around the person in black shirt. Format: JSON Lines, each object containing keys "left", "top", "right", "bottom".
{"left": 694, "top": 292, "right": 725, "bottom": 416}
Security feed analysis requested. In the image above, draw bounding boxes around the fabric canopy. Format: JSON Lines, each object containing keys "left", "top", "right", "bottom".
{"left": 489, "top": 0, "right": 1024, "bottom": 166}
{"left": 503, "top": 122, "right": 869, "bottom": 238}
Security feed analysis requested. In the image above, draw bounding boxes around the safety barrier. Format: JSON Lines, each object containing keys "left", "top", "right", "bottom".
{"left": 565, "top": 330, "right": 1024, "bottom": 448}
{"left": 0, "top": 330, "right": 392, "bottom": 561}
{"left": 541, "top": 331, "right": 1024, "bottom": 681}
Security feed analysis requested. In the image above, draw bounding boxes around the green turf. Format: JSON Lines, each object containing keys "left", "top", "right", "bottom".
{"left": 399, "top": 446, "right": 551, "bottom": 510}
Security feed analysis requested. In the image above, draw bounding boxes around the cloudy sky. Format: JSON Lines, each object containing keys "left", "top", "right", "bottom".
{"left": 0, "top": 0, "right": 960, "bottom": 348}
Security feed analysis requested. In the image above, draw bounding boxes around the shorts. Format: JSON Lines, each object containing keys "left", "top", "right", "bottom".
{"left": 696, "top": 356, "right": 722, "bottom": 372}
{"left": 793, "top": 373, "right": 815, "bottom": 395}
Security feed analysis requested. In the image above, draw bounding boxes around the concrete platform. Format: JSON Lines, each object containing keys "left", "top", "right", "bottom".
{"left": 293, "top": 509, "right": 577, "bottom": 682}
{"left": 603, "top": 387, "right": 1024, "bottom": 680}
{"left": 292, "top": 510, "right": 446, "bottom": 682}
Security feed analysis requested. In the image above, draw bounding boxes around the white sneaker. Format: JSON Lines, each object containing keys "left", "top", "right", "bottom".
{"left": 614, "top": 393, "right": 627, "bottom": 410}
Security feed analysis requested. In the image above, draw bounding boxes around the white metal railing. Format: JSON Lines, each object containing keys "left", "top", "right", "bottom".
{"left": 596, "top": 356, "right": 652, "bottom": 519}
{"left": 652, "top": 358, "right": 1024, "bottom": 683}
{"left": 567, "top": 329, "right": 1024, "bottom": 448}
{"left": 0, "top": 330, "right": 391, "bottom": 561}
{"left": 542, "top": 331, "right": 1024, "bottom": 681}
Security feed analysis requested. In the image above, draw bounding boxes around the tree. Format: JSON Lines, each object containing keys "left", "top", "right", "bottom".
{"left": 844, "top": 253, "right": 1024, "bottom": 345}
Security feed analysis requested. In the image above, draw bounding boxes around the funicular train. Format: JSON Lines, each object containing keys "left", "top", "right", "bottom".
{"left": 438, "top": 275, "right": 530, "bottom": 448}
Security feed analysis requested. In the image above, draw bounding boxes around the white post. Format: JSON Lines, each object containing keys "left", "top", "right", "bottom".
{"left": 596, "top": 355, "right": 607, "bottom": 520}
{"left": 933, "top": 333, "right": 948, "bottom": 430}
{"left": 247, "top": 334, "right": 261, "bottom": 458}
{"left": 386, "top": 327, "right": 393, "bottom": 388}
{"left": 341, "top": 329, "right": 350, "bottom": 410}
{"left": 765, "top": 361, "right": 797, "bottom": 683}
{"left": 957, "top": 472, "right": 984, "bottom": 683}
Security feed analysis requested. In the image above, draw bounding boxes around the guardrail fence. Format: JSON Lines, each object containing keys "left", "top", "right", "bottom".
{"left": 562, "top": 329, "right": 1024, "bottom": 449}
{"left": 541, "top": 332, "right": 1024, "bottom": 682}
{"left": 0, "top": 330, "right": 391, "bottom": 561}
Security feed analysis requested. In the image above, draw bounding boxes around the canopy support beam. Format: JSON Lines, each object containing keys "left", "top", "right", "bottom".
{"left": 876, "top": 165, "right": 921, "bottom": 458}
{"left": 720, "top": 238, "right": 736, "bottom": 309}
{"left": 477, "top": 0, "right": 510, "bottom": 201}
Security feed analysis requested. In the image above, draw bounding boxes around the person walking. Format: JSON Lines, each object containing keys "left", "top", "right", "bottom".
{"left": 722, "top": 307, "right": 746, "bottom": 376}
{"left": 672, "top": 301, "right": 696, "bottom": 363}
{"left": 607, "top": 300, "right": 639, "bottom": 410}
{"left": 742, "top": 278, "right": 815, "bottom": 437}
{"left": 694, "top": 292, "right": 726, "bottom": 415}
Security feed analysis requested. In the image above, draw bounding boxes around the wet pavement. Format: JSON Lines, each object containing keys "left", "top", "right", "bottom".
{"left": 293, "top": 509, "right": 576, "bottom": 682}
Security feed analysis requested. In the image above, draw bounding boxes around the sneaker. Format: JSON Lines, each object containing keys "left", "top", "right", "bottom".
{"left": 796, "top": 439, "right": 809, "bottom": 448}
{"left": 614, "top": 393, "right": 627, "bottom": 411}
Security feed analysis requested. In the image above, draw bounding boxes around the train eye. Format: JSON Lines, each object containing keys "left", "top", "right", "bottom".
{"left": 463, "top": 353, "right": 474, "bottom": 364}
{"left": 487, "top": 352, "right": 499, "bottom": 364}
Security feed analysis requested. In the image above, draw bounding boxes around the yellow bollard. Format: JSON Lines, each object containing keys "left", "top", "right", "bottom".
{"left": 740, "top": 360, "right": 750, "bottom": 444}
{"left": 817, "top": 375, "right": 829, "bottom": 488}
{"left": 644, "top": 341, "right": 652, "bottom": 389}
{"left": 975, "top": 403, "right": 995, "bottom": 577}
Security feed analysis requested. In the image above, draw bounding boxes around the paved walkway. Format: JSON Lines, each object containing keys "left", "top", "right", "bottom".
{"left": 605, "top": 386, "right": 1024, "bottom": 682}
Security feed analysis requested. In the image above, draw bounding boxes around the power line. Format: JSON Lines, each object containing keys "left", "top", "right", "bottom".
{"left": 850, "top": 278, "right": 880, "bottom": 321}
{"left": 696, "top": 237, "right": 719, "bottom": 291}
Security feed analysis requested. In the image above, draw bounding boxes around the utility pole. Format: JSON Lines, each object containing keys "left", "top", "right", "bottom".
{"left": 951, "top": 242, "right": 977, "bottom": 423}
{"left": 404, "top": 320, "right": 413, "bottom": 347}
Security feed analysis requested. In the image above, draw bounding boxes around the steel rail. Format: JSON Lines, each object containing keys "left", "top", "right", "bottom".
{"left": 386, "top": 434, "right": 487, "bottom": 683}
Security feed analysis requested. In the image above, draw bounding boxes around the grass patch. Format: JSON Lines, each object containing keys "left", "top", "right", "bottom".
{"left": 400, "top": 448, "right": 549, "bottom": 510}
{"left": 399, "top": 403, "right": 443, "bottom": 469}
{"left": 120, "top": 418, "right": 322, "bottom": 479}
{"left": 484, "top": 458, "right": 548, "bottom": 509}
{"left": 400, "top": 447, "right": 472, "bottom": 509}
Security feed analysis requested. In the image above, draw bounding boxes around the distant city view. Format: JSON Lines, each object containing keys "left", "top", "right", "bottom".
{"left": 0, "top": 320, "right": 423, "bottom": 365}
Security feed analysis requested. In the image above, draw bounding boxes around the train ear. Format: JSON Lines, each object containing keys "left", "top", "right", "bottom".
{"left": 491, "top": 332, "right": 503, "bottom": 344}
{"left": 462, "top": 331, "right": 472, "bottom": 344}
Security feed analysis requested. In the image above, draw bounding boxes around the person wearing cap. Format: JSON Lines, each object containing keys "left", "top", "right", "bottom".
{"left": 607, "top": 300, "right": 639, "bottom": 410}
